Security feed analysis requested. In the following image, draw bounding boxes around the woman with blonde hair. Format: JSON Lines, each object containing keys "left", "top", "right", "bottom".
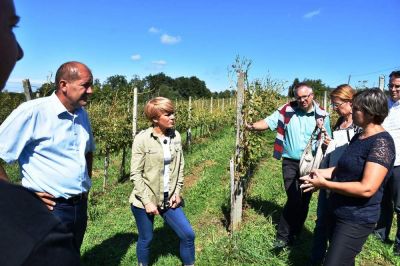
{"left": 129, "top": 97, "right": 195, "bottom": 266}
{"left": 309, "top": 84, "right": 361, "bottom": 265}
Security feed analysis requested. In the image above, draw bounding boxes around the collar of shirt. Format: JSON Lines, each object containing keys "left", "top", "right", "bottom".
{"left": 50, "top": 93, "right": 83, "bottom": 118}
{"left": 388, "top": 98, "right": 400, "bottom": 109}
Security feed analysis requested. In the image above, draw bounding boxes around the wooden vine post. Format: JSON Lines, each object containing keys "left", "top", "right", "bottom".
{"left": 379, "top": 75, "right": 385, "bottom": 91}
{"left": 22, "top": 79, "right": 33, "bottom": 101}
{"left": 123, "top": 86, "right": 138, "bottom": 189}
{"left": 186, "top": 96, "right": 192, "bottom": 150}
{"left": 230, "top": 71, "right": 245, "bottom": 231}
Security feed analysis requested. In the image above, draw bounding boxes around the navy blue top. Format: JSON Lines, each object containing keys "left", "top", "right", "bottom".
{"left": 329, "top": 131, "right": 395, "bottom": 224}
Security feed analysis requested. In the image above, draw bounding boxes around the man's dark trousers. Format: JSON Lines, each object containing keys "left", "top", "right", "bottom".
{"left": 375, "top": 166, "right": 400, "bottom": 245}
{"left": 276, "top": 158, "right": 312, "bottom": 244}
{"left": 52, "top": 196, "right": 88, "bottom": 250}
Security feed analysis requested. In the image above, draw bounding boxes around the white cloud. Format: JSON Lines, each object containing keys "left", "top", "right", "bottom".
{"left": 131, "top": 54, "right": 141, "bottom": 61}
{"left": 152, "top": 60, "right": 167, "bottom": 66}
{"left": 303, "top": 9, "right": 321, "bottom": 19}
{"left": 148, "top": 27, "right": 160, "bottom": 33}
{"left": 160, "top": 34, "right": 181, "bottom": 45}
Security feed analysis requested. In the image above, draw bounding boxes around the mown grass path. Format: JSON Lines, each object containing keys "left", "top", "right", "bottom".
{"left": 77, "top": 126, "right": 400, "bottom": 265}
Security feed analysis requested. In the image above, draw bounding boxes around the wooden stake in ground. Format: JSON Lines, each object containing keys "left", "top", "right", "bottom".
{"left": 186, "top": 96, "right": 192, "bottom": 150}
{"left": 231, "top": 71, "right": 245, "bottom": 231}
{"left": 126, "top": 86, "right": 138, "bottom": 184}
{"left": 22, "top": 79, "right": 33, "bottom": 101}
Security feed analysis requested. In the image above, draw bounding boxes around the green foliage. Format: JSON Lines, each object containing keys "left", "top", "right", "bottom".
{"left": 0, "top": 92, "right": 25, "bottom": 125}
{"left": 35, "top": 81, "right": 55, "bottom": 97}
{"left": 87, "top": 92, "right": 133, "bottom": 155}
{"left": 236, "top": 75, "right": 286, "bottom": 183}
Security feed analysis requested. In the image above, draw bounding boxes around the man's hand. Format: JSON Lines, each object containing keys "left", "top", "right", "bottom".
{"left": 35, "top": 192, "right": 56, "bottom": 210}
{"left": 0, "top": 164, "right": 10, "bottom": 181}
{"left": 169, "top": 194, "right": 181, "bottom": 209}
{"left": 245, "top": 120, "right": 269, "bottom": 131}
{"left": 144, "top": 202, "right": 159, "bottom": 215}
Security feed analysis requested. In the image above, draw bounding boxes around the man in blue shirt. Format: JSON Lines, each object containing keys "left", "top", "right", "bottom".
{"left": 374, "top": 71, "right": 400, "bottom": 255}
{"left": 248, "top": 83, "right": 331, "bottom": 249}
{"left": 0, "top": 60, "right": 95, "bottom": 251}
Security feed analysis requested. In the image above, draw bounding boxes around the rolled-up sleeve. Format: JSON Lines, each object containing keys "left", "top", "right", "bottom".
{"left": 264, "top": 109, "right": 280, "bottom": 131}
{"left": 0, "top": 105, "right": 33, "bottom": 163}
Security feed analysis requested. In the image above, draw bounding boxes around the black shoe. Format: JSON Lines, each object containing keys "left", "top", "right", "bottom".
{"left": 373, "top": 230, "right": 386, "bottom": 243}
{"left": 394, "top": 244, "right": 400, "bottom": 256}
{"left": 273, "top": 239, "right": 289, "bottom": 249}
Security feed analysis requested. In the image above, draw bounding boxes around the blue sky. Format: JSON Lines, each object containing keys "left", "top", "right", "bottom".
{"left": 6, "top": 0, "right": 400, "bottom": 93}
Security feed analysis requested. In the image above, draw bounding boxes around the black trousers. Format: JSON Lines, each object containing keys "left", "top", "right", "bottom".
{"left": 375, "top": 166, "right": 400, "bottom": 244}
{"left": 324, "top": 217, "right": 375, "bottom": 266}
{"left": 276, "top": 158, "right": 312, "bottom": 243}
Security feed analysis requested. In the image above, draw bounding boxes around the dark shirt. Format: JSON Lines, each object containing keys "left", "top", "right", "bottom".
{"left": 0, "top": 180, "right": 80, "bottom": 266}
{"left": 329, "top": 131, "right": 395, "bottom": 224}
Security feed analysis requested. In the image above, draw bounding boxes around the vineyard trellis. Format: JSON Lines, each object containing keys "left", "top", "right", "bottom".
{"left": 87, "top": 89, "right": 236, "bottom": 190}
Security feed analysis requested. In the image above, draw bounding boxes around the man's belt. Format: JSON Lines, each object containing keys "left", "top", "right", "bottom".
{"left": 54, "top": 193, "right": 88, "bottom": 204}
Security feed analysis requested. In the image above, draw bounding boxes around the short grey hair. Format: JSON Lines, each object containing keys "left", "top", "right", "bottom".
{"left": 352, "top": 88, "right": 388, "bottom": 125}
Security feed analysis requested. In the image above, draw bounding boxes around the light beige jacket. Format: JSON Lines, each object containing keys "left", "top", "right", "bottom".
{"left": 129, "top": 127, "right": 184, "bottom": 208}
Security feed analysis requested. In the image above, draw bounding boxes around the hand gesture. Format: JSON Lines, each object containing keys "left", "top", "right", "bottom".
{"left": 299, "top": 169, "right": 327, "bottom": 193}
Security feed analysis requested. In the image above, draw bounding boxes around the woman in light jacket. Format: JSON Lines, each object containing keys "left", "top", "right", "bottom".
{"left": 130, "top": 97, "right": 195, "bottom": 266}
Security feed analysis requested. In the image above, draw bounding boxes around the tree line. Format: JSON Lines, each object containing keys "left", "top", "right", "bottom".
{"left": 34, "top": 72, "right": 236, "bottom": 102}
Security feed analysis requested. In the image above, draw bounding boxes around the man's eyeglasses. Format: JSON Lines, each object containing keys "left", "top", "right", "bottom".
{"left": 330, "top": 102, "right": 346, "bottom": 109}
{"left": 295, "top": 93, "right": 313, "bottom": 101}
{"left": 388, "top": 83, "right": 400, "bottom": 89}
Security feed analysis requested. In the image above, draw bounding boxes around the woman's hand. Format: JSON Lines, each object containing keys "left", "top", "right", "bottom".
{"left": 169, "top": 194, "right": 181, "bottom": 208}
{"left": 300, "top": 170, "right": 328, "bottom": 193}
{"left": 144, "top": 202, "right": 159, "bottom": 215}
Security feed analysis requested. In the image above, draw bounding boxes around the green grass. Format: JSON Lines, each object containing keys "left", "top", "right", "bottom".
{"left": 4, "top": 127, "right": 400, "bottom": 265}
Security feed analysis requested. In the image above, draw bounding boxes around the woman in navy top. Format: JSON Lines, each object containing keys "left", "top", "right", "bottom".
{"left": 301, "top": 89, "right": 395, "bottom": 266}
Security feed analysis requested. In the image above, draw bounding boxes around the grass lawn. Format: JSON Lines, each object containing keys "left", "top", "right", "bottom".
{"left": 3, "top": 126, "right": 400, "bottom": 265}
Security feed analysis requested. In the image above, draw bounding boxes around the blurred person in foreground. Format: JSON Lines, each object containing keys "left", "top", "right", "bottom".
{"left": 301, "top": 88, "right": 395, "bottom": 266}
{"left": 0, "top": 0, "right": 80, "bottom": 265}
{"left": 374, "top": 70, "right": 400, "bottom": 255}
{"left": 247, "top": 83, "right": 331, "bottom": 248}
{"left": 129, "top": 97, "right": 195, "bottom": 266}
{"left": 309, "top": 84, "right": 361, "bottom": 265}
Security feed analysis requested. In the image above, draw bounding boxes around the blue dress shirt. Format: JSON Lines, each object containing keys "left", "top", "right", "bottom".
{"left": 0, "top": 93, "right": 95, "bottom": 198}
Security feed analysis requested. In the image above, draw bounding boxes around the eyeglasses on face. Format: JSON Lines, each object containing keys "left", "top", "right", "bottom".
{"left": 388, "top": 83, "right": 400, "bottom": 89}
{"left": 330, "top": 101, "right": 346, "bottom": 109}
{"left": 295, "top": 93, "right": 313, "bottom": 101}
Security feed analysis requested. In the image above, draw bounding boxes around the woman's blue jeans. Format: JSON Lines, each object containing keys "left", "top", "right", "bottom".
{"left": 131, "top": 205, "right": 195, "bottom": 265}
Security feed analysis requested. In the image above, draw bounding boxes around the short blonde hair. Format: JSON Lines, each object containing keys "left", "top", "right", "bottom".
{"left": 144, "top": 97, "right": 174, "bottom": 122}
{"left": 330, "top": 84, "right": 355, "bottom": 102}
